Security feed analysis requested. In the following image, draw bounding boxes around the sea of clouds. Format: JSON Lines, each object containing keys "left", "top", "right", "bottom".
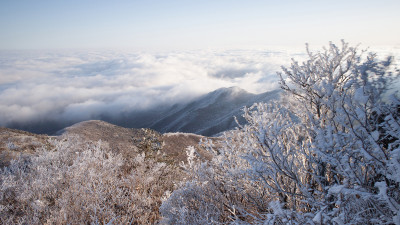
{"left": 0, "top": 46, "right": 398, "bottom": 133}
{"left": 0, "top": 49, "right": 296, "bottom": 126}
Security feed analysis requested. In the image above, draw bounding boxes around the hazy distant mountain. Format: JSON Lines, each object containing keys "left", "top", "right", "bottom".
{"left": 5, "top": 87, "right": 280, "bottom": 136}
{"left": 57, "top": 86, "right": 281, "bottom": 136}
{"left": 149, "top": 87, "right": 281, "bottom": 136}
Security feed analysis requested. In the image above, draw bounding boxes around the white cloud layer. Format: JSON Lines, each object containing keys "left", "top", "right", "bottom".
{"left": 0, "top": 47, "right": 397, "bottom": 127}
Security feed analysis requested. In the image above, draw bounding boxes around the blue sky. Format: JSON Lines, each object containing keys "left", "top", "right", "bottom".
{"left": 1, "top": 0, "right": 399, "bottom": 50}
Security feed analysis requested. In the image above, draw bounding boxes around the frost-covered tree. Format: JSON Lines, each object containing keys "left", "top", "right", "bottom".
{"left": 275, "top": 41, "right": 400, "bottom": 224}
{"left": 161, "top": 41, "right": 400, "bottom": 224}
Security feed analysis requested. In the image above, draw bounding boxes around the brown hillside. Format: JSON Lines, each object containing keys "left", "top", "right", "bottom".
{"left": 0, "top": 127, "right": 52, "bottom": 167}
{"left": 59, "top": 120, "right": 214, "bottom": 164}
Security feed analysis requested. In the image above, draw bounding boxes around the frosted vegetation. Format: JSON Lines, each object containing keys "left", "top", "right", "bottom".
{"left": 1, "top": 41, "right": 400, "bottom": 224}
{"left": 0, "top": 135, "right": 180, "bottom": 224}
{"left": 161, "top": 41, "right": 400, "bottom": 224}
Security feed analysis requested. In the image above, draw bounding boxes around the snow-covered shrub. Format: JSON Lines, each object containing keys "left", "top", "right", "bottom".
{"left": 161, "top": 41, "right": 400, "bottom": 224}
{"left": 160, "top": 136, "right": 274, "bottom": 224}
{"left": 6, "top": 141, "right": 18, "bottom": 150}
{"left": 0, "top": 135, "right": 178, "bottom": 224}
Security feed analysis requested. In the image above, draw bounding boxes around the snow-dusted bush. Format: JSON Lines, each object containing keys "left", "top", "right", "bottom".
{"left": 0, "top": 135, "right": 178, "bottom": 224}
{"left": 161, "top": 41, "right": 400, "bottom": 224}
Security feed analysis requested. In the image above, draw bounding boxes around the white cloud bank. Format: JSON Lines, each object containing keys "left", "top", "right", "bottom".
{"left": 0, "top": 47, "right": 397, "bottom": 128}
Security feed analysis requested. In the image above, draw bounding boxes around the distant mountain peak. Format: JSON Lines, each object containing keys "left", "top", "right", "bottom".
{"left": 213, "top": 86, "right": 248, "bottom": 94}
{"left": 207, "top": 86, "right": 252, "bottom": 100}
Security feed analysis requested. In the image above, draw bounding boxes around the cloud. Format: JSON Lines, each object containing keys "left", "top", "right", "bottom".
{"left": 0, "top": 49, "right": 301, "bottom": 128}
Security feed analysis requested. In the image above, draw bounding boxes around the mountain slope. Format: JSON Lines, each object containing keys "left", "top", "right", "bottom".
{"left": 0, "top": 127, "right": 52, "bottom": 167}
{"left": 150, "top": 87, "right": 281, "bottom": 136}
{"left": 59, "top": 120, "right": 212, "bottom": 164}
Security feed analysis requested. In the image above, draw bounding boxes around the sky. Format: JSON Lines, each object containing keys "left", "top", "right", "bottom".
{"left": 1, "top": 0, "right": 399, "bottom": 50}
